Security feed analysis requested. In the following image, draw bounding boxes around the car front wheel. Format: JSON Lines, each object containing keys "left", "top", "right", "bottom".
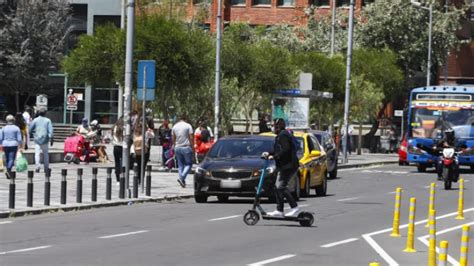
{"left": 195, "top": 193, "right": 208, "bottom": 203}
{"left": 300, "top": 174, "right": 311, "bottom": 197}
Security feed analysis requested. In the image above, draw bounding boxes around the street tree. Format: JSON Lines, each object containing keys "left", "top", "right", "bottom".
{"left": 349, "top": 75, "right": 384, "bottom": 155}
{"left": 0, "top": 0, "right": 71, "bottom": 112}
{"left": 357, "top": 0, "right": 468, "bottom": 86}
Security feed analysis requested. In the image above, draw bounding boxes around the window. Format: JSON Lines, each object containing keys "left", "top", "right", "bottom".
{"left": 253, "top": 0, "right": 271, "bottom": 5}
{"left": 314, "top": 0, "right": 329, "bottom": 6}
{"left": 278, "top": 0, "right": 294, "bottom": 6}
{"left": 231, "top": 0, "right": 245, "bottom": 5}
{"left": 336, "top": 0, "right": 350, "bottom": 6}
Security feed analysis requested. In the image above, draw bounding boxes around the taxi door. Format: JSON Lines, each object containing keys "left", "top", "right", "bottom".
{"left": 307, "top": 135, "right": 324, "bottom": 187}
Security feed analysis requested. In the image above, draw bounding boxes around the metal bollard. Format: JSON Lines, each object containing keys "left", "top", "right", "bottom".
{"left": 403, "top": 197, "right": 417, "bottom": 252}
{"left": 390, "top": 187, "right": 402, "bottom": 237}
{"left": 439, "top": 240, "right": 449, "bottom": 266}
{"left": 119, "top": 167, "right": 125, "bottom": 199}
{"left": 428, "top": 209, "right": 437, "bottom": 266}
{"left": 60, "top": 169, "right": 67, "bottom": 205}
{"left": 456, "top": 178, "right": 464, "bottom": 220}
{"left": 426, "top": 183, "right": 436, "bottom": 228}
{"left": 106, "top": 167, "right": 112, "bottom": 200}
{"left": 76, "top": 168, "right": 83, "bottom": 203}
{"left": 146, "top": 165, "right": 152, "bottom": 197}
{"left": 460, "top": 225, "right": 470, "bottom": 266}
{"left": 133, "top": 165, "right": 138, "bottom": 198}
{"left": 9, "top": 172, "right": 16, "bottom": 209}
{"left": 44, "top": 168, "right": 51, "bottom": 206}
{"left": 91, "top": 167, "right": 97, "bottom": 202}
{"left": 27, "top": 170, "right": 34, "bottom": 207}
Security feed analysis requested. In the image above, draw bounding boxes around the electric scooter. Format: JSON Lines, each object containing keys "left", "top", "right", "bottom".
{"left": 243, "top": 157, "right": 314, "bottom": 227}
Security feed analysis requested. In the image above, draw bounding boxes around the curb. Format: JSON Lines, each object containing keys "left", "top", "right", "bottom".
{"left": 0, "top": 195, "right": 194, "bottom": 219}
{"left": 0, "top": 160, "right": 397, "bottom": 219}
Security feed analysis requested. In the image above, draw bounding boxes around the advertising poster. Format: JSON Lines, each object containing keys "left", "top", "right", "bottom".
{"left": 272, "top": 96, "right": 309, "bottom": 129}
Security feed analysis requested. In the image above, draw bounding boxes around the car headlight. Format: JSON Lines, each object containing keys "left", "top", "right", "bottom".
{"left": 196, "top": 167, "right": 210, "bottom": 177}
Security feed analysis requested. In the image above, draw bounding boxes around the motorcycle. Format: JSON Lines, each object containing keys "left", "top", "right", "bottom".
{"left": 437, "top": 147, "right": 460, "bottom": 190}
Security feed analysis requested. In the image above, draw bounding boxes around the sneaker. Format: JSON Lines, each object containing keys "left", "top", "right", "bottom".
{"left": 35, "top": 168, "right": 40, "bottom": 173}
{"left": 285, "top": 207, "right": 300, "bottom": 217}
{"left": 5, "top": 171, "right": 11, "bottom": 179}
{"left": 177, "top": 178, "right": 186, "bottom": 188}
{"left": 266, "top": 210, "right": 284, "bottom": 217}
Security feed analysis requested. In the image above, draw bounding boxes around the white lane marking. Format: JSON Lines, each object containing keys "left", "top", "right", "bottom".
{"left": 387, "top": 191, "right": 397, "bottom": 194}
{"left": 337, "top": 197, "right": 360, "bottom": 202}
{"left": 98, "top": 230, "right": 148, "bottom": 239}
{"left": 417, "top": 222, "right": 474, "bottom": 266}
{"left": 362, "top": 207, "right": 474, "bottom": 266}
{"left": 321, "top": 238, "right": 359, "bottom": 248}
{"left": 209, "top": 215, "right": 241, "bottom": 221}
{"left": 424, "top": 185, "right": 431, "bottom": 188}
{"left": 0, "top": 245, "right": 51, "bottom": 255}
{"left": 247, "top": 254, "right": 296, "bottom": 266}
{"left": 0, "top": 221, "right": 12, "bottom": 225}
{"left": 464, "top": 179, "right": 470, "bottom": 182}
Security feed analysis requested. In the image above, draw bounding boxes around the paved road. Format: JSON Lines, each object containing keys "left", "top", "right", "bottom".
{"left": 1, "top": 164, "right": 472, "bottom": 265}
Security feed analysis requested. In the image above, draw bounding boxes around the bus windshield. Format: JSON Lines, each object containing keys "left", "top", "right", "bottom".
{"left": 410, "top": 108, "right": 474, "bottom": 139}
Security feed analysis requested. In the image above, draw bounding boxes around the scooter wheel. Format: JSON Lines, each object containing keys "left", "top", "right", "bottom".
{"left": 243, "top": 210, "right": 260, "bottom": 226}
{"left": 298, "top": 212, "right": 314, "bottom": 227}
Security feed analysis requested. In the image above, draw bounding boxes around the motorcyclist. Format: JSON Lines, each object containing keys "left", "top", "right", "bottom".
{"left": 435, "top": 128, "right": 459, "bottom": 180}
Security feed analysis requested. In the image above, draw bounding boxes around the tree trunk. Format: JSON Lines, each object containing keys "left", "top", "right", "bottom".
{"left": 357, "top": 121, "right": 362, "bottom": 155}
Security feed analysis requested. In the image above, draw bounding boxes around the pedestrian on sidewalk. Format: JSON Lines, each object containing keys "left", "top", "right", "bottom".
{"left": 76, "top": 118, "right": 92, "bottom": 163}
{"left": 172, "top": 113, "right": 194, "bottom": 188}
{"left": 112, "top": 117, "right": 124, "bottom": 183}
{"left": 15, "top": 112, "right": 28, "bottom": 150}
{"left": 131, "top": 116, "right": 154, "bottom": 184}
{"left": 29, "top": 107, "right": 53, "bottom": 173}
{"left": 158, "top": 119, "right": 172, "bottom": 167}
{"left": 0, "top": 115, "right": 22, "bottom": 179}
{"left": 264, "top": 118, "right": 299, "bottom": 217}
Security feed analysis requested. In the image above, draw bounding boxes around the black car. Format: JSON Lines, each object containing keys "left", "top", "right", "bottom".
{"left": 193, "top": 135, "right": 298, "bottom": 203}
{"left": 310, "top": 130, "right": 338, "bottom": 179}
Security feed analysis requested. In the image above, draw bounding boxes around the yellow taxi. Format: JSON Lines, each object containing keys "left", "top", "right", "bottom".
{"left": 261, "top": 131, "right": 328, "bottom": 198}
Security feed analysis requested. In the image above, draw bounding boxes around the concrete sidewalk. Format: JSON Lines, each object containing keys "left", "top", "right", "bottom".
{"left": 1, "top": 143, "right": 398, "bottom": 218}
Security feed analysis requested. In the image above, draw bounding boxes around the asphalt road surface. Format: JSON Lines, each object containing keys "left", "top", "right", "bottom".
{"left": 1, "top": 164, "right": 473, "bottom": 266}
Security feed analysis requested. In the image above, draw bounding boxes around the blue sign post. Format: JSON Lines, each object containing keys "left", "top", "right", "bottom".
{"left": 137, "top": 60, "right": 156, "bottom": 101}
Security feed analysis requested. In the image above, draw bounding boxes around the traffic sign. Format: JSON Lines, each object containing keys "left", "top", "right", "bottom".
{"left": 36, "top": 94, "right": 48, "bottom": 109}
{"left": 137, "top": 60, "right": 156, "bottom": 89}
{"left": 66, "top": 105, "right": 77, "bottom": 111}
{"left": 394, "top": 110, "right": 403, "bottom": 117}
{"left": 67, "top": 94, "right": 78, "bottom": 106}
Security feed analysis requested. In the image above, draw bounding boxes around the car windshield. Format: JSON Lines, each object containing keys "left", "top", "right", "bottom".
{"left": 410, "top": 108, "right": 474, "bottom": 139}
{"left": 313, "top": 134, "right": 322, "bottom": 143}
{"left": 208, "top": 138, "right": 274, "bottom": 158}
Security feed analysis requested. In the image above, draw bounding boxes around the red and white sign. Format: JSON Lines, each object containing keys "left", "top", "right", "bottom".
{"left": 67, "top": 94, "right": 78, "bottom": 110}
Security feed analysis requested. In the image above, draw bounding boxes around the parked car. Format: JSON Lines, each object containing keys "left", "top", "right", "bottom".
{"left": 398, "top": 134, "right": 408, "bottom": 165}
{"left": 310, "top": 130, "right": 338, "bottom": 179}
{"left": 261, "top": 131, "right": 328, "bottom": 198}
{"left": 193, "top": 135, "right": 299, "bottom": 203}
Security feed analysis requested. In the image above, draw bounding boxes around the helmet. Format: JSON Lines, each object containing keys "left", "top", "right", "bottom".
{"left": 445, "top": 128, "right": 455, "bottom": 141}
{"left": 90, "top": 120, "right": 98, "bottom": 127}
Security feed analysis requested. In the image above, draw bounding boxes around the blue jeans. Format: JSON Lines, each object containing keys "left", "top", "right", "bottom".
{"left": 3, "top": 146, "right": 18, "bottom": 172}
{"left": 175, "top": 146, "right": 193, "bottom": 181}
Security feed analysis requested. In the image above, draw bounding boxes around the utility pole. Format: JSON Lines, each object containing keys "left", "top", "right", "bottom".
{"left": 427, "top": 4, "right": 433, "bottom": 87}
{"left": 122, "top": 0, "right": 135, "bottom": 197}
{"left": 443, "top": 0, "right": 449, "bottom": 84}
{"left": 214, "top": 0, "right": 222, "bottom": 140}
{"left": 118, "top": 0, "right": 126, "bottom": 118}
{"left": 330, "top": 0, "right": 336, "bottom": 57}
{"left": 342, "top": 0, "right": 355, "bottom": 164}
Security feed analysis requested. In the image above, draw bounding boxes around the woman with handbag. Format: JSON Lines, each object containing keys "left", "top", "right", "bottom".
{"left": 0, "top": 115, "right": 22, "bottom": 179}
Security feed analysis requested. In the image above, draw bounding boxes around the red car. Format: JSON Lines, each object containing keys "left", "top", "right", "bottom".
{"left": 398, "top": 134, "right": 408, "bottom": 165}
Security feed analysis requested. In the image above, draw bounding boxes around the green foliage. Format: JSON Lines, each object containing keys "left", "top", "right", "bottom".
{"left": 62, "top": 24, "right": 123, "bottom": 86}
{"left": 350, "top": 74, "right": 384, "bottom": 122}
{"left": 0, "top": 0, "right": 71, "bottom": 111}
{"left": 357, "top": 0, "right": 468, "bottom": 79}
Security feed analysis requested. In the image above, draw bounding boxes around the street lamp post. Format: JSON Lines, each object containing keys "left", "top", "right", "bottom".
{"left": 48, "top": 73, "right": 68, "bottom": 124}
{"left": 410, "top": 0, "right": 433, "bottom": 87}
{"left": 214, "top": 0, "right": 223, "bottom": 141}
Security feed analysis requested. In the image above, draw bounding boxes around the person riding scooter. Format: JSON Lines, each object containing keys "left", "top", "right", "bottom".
{"left": 435, "top": 128, "right": 459, "bottom": 180}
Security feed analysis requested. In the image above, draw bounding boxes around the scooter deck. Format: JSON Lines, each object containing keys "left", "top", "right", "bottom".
{"left": 261, "top": 212, "right": 314, "bottom": 222}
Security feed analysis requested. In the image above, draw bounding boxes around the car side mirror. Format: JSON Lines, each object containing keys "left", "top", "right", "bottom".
{"left": 310, "top": 150, "right": 321, "bottom": 157}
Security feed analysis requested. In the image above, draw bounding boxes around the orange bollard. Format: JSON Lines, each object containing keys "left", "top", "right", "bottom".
{"left": 403, "top": 197, "right": 417, "bottom": 252}
{"left": 390, "top": 187, "right": 402, "bottom": 237}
